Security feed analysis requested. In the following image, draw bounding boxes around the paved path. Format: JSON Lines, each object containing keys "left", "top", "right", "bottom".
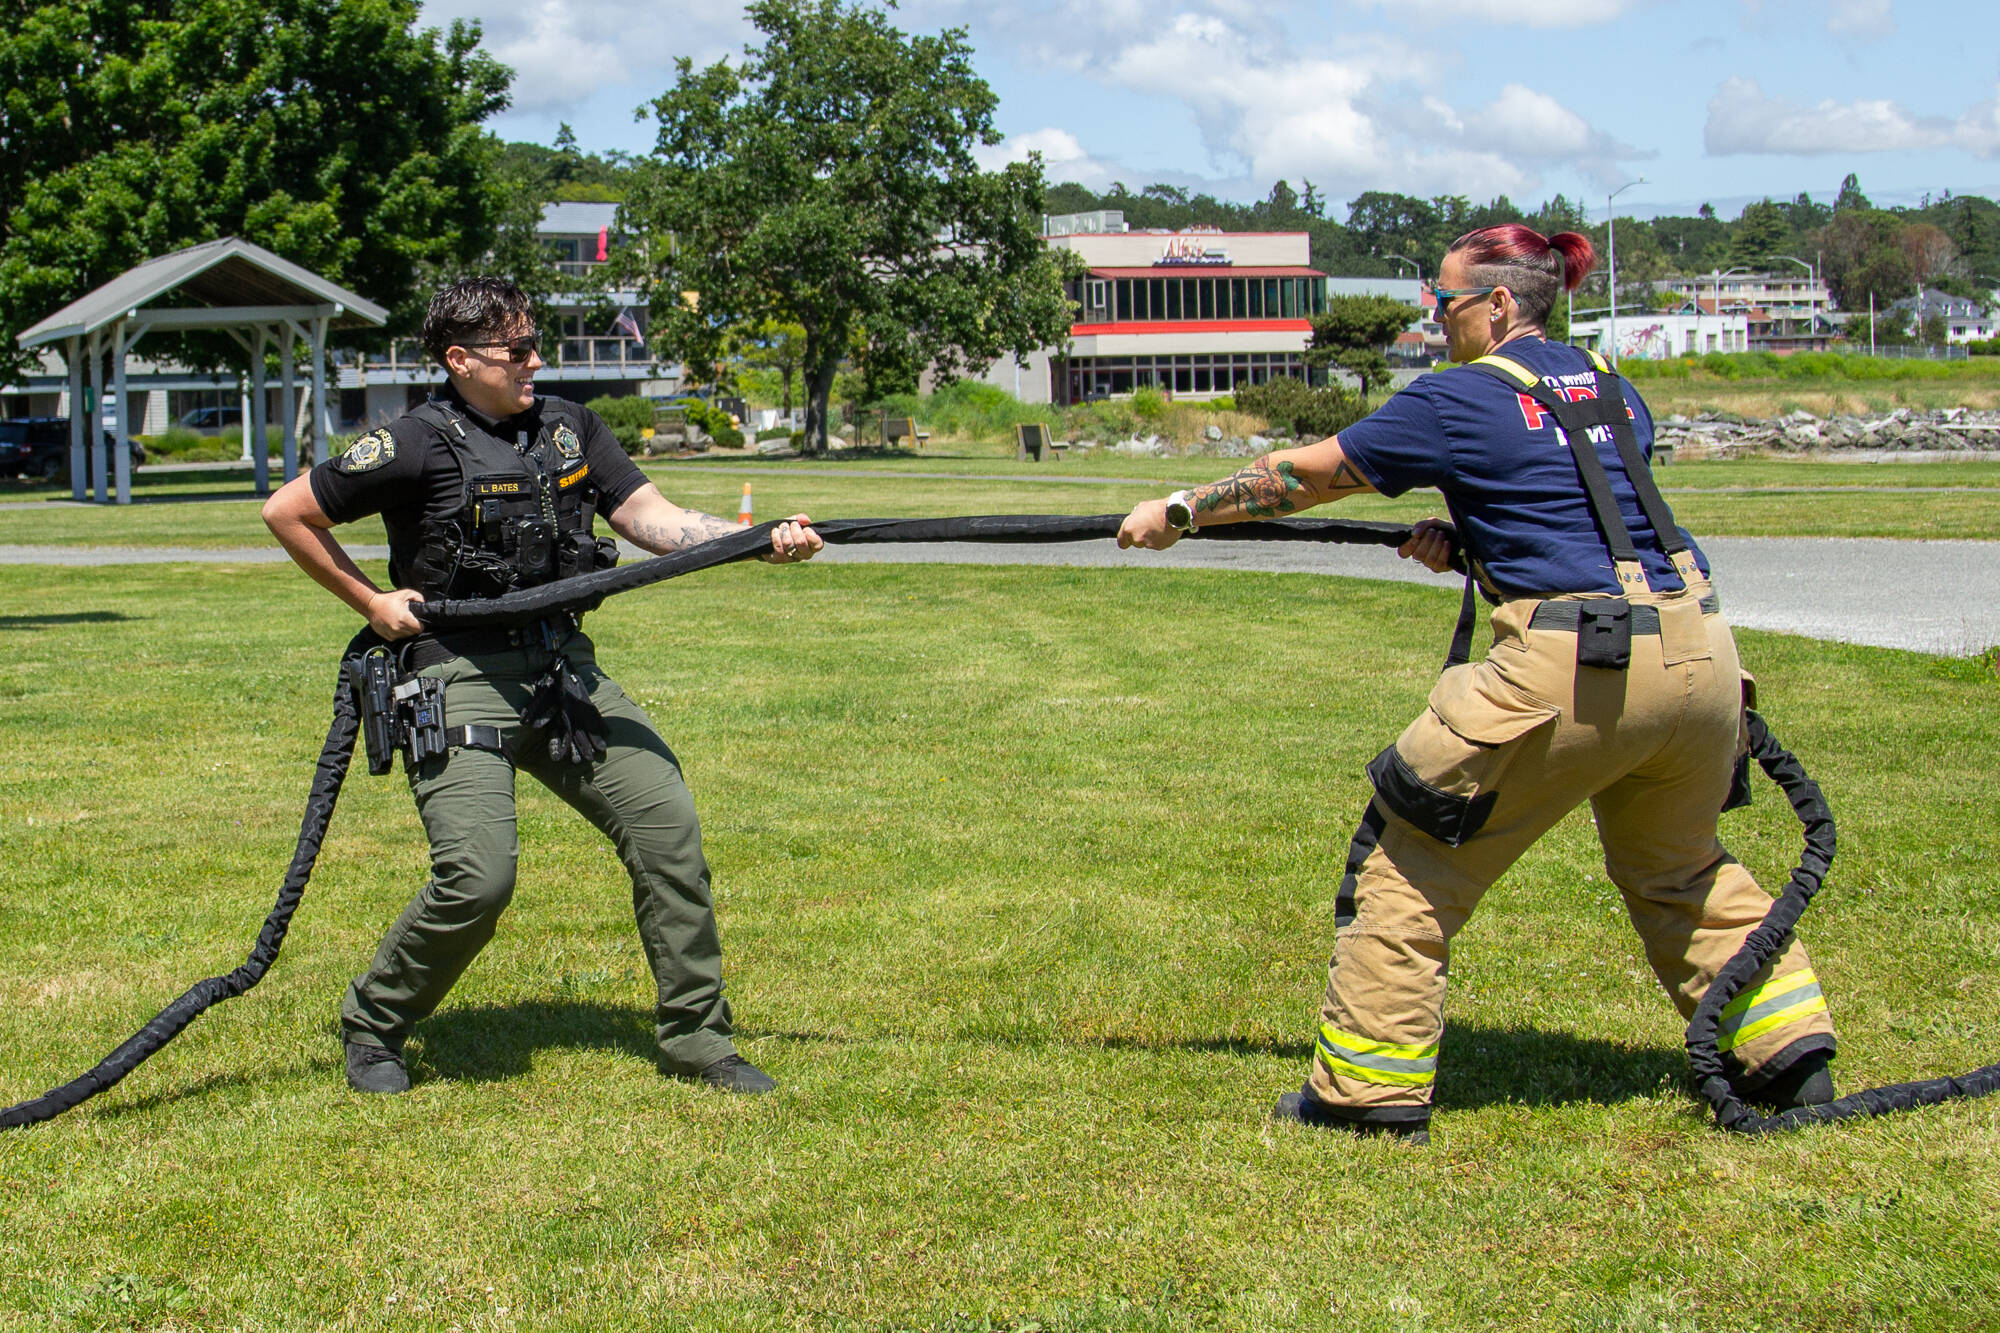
{"left": 2, "top": 535, "right": 1993, "bottom": 656}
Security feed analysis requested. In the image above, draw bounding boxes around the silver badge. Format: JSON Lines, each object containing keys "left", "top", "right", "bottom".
{"left": 338, "top": 428, "right": 395, "bottom": 473}
{"left": 553, "top": 423, "right": 582, "bottom": 461}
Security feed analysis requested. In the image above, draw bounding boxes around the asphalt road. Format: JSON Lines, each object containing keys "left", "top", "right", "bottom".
{"left": 4, "top": 532, "right": 1993, "bottom": 655}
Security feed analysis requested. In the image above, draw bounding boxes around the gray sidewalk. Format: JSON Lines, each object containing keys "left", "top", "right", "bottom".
{"left": 2, "top": 535, "right": 1993, "bottom": 656}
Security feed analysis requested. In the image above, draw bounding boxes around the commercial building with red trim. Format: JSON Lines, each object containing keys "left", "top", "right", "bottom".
{"left": 971, "top": 216, "right": 1328, "bottom": 404}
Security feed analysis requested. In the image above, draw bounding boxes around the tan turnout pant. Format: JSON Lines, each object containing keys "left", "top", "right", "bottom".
{"left": 1309, "top": 583, "right": 1836, "bottom": 1122}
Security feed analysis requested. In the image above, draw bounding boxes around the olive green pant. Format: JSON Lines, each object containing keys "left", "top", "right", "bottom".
{"left": 340, "top": 634, "right": 737, "bottom": 1076}
{"left": 1309, "top": 585, "right": 1837, "bottom": 1121}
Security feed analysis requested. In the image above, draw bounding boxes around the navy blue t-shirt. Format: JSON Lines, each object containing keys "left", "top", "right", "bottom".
{"left": 1336, "top": 338, "right": 1707, "bottom": 597}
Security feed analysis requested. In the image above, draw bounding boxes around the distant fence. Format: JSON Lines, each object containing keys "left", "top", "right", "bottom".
{"left": 1835, "top": 343, "right": 1969, "bottom": 362}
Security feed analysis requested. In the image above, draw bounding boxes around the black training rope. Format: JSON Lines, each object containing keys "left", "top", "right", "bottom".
{"left": 0, "top": 632, "right": 367, "bottom": 1129}
{"left": 1687, "top": 711, "right": 2000, "bottom": 1134}
{"left": 0, "top": 515, "right": 1407, "bottom": 1129}
{"left": 7, "top": 514, "right": 1995, "bottom": 1133}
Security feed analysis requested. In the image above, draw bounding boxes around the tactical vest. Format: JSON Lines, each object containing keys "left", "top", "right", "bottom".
{"left": 399, "top": 396, "right": 619, "bottom": 601}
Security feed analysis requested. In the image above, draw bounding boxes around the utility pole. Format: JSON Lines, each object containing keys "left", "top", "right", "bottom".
{"left": 1606, "top": 178, "right": 1646, "bottom": 368}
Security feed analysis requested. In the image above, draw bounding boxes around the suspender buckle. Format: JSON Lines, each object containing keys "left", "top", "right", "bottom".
{"left": 1576, "top": 598, "right": 1632, "bottom": 670}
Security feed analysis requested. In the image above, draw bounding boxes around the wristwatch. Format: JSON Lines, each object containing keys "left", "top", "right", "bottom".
{"left": 1164, "top": 490, "right": 1197, "bottom": 532}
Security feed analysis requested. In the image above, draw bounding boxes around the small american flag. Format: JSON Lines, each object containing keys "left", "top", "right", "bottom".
{"left": 612, "top": 309, "right": 644, "bottom": 343}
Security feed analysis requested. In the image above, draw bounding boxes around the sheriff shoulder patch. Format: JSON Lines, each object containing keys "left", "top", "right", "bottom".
{"left": 338, "top": 427, "right": 396, "bottom": 474}
{"left": 552, "top": 423, "right": 583, "bottom": 461}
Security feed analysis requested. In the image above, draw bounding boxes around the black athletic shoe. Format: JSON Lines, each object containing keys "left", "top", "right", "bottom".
{"left": 345, "top": 1041, "right": 411, "bottom": 1095}
{"left": 1741, "top": 1052, "right": 1836, "bottom": 1112}
{"left": 697, "top": 1054, "right": 777, "bottom": 1095}
{"left": 1271, "top": 1089, "right": 1430, "bottom": 1144}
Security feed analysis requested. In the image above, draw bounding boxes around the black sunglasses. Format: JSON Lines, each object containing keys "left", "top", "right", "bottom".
{"left": 1432, "top": 287, "right": 1497, "bottom": 320}
{"left": 461, "top": 332, "right": 542, "bottom": 364}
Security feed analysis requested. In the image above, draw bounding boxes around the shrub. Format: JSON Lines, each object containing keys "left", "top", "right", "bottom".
{"left": 682, "top": 399, "right": 744, "bottom": 450}
{"left": 1234, "top": 377, "right": 1368, "bottom": 439}
{"left": 585, "top": 393, "right": 658, "bottom": 454}
{"left": 1129, "top": 386, "right": 1168, "bottom": 421}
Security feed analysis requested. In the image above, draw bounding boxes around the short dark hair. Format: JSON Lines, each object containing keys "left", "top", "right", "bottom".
{"left": 1445, "top": 224, "right": 1596, "bottom": 326}
{"left": 420, "top": 278, "right": 535, "bottom": 365}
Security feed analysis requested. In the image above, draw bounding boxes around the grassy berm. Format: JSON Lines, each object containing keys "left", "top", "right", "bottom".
{"left": 1, "top": 558, "right": 1996, "bottom": 1332}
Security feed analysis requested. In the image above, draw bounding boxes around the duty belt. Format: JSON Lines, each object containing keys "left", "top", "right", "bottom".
{"left": 1529, "top": 593, "right": 1720, "bottom": 634}
{"left": 401, "top": 613, "right": 579, "bottom": 671}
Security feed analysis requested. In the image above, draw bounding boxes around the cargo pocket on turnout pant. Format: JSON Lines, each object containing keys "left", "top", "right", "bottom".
{"left": 1367, "top": 663, "right": 1561, "bottom": 847}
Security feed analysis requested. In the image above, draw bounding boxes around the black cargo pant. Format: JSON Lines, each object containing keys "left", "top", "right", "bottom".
{"left": 340, "top": 633, "right": 737, "bottom": 1076}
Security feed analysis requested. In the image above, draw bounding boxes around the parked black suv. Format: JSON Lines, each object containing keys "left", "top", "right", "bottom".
{"left": 0, "top": 417, "right": 146, "bottom": 480}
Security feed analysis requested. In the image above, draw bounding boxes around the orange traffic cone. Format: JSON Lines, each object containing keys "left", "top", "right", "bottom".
{"left": 737, "top": 482, "right": 754, "bottom": 526}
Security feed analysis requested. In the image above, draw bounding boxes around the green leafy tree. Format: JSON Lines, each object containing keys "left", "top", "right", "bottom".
{"left": 1834, "top": 172, "right": 1872, "bottom": 213}
{"left": 1307, "top": 294, "right": 1416, "bottom": 399}
{"left": 0, "top": 0, "right": 512, "bottom": 380}
{"left": 1819, "top": 209, "right": 1915, "bottom": 312}
{"left": 1727, "top": 199, "right": 1791, "bottom": 268}
{"left": 620, "top": 0, "right": 1081, "bottom": 455}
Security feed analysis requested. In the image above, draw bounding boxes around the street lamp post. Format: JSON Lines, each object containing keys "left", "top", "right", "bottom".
{"left": 1606, "top": 178, "right": 1646, "bottom": 368}
{"left": 1775, "top": 254, "right": 1816, "bottom": 338}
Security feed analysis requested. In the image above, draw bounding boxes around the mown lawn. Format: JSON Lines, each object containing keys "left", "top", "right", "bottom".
{"left": 1, "top": 556, "right": 1996, "bottom": 1332}
{"left": 1, "top": 454, "right": 1998, "bottom": 549}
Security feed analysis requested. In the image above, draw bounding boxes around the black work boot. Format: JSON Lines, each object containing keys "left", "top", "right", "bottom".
{"left": 1272, "top": 1087, "right": 1430, "bottom": 1145}
{"left": 697, "top": 1053, "right": 777, "bottom": 1095}
{"left": 345, "top": 1040, "right": 411, "bottom": 1095}
{"left": 1740, "top": 1051, "right": 1836, "bottom": 1112}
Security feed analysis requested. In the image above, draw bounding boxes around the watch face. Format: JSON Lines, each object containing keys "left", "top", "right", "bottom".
{"left": 1166, "top": 500, "right": 1194, "bottom": 530}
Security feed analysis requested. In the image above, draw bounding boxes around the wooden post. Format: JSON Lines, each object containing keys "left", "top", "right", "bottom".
{"left": 87, "top": 331, "right": 106, "bottom": 502}
{"left": 310, "top": 316, "right": 330, "bottom": 465}
{"left": 279, "top": 325, "right": 298, "bottom": 482}
{"left": 250, "top": 325, "right": 270, "bottom": 496}
{"left": 112, "top": 319, "right": 132, "bottom": 504}
{"left": 65, "top": 336, "right": 84, "bottom": 501}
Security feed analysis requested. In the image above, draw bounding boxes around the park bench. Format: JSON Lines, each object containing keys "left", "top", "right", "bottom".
{"left": 1652, "top": 442, "right": 1675, "bottom": 466}
{"left": 1015, "top": 422, "right": 1066, "bottom": 462}
{"left": 883, "top": 416, "right": 930, "bottom": 449}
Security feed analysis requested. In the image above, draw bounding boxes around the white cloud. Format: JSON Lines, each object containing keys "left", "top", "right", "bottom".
{"left": 973, "top": 127, "right": 1126, "bottom": 189}
{"left": 1705, "top": 77, "right": 2000, "bottom": 158}
{"left": 417, "top": 0, "right": 752, "bottom": 117}
{"left": 1021, "top": 10, "right": 1644, "bottom": 203}
{"left": 1348, "top": 0, "right": 1640, "bottom": 28}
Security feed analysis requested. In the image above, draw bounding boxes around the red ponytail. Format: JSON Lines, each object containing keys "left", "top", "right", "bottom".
{"left": 1447, "top": 224, "right": 1596, "bottom": 323}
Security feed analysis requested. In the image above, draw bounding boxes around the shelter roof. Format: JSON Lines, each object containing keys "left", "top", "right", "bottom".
{"left": 16, "top": 237, "right": 388, "bottom": 348}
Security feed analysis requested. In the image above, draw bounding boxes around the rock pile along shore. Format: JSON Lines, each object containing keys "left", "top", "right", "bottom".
{"left": 1654, "top": 407, "right": 2000, "bottom": 459}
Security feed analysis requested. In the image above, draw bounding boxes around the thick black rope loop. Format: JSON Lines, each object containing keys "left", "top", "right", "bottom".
{"left": 0, "top": 631, "right": 371, "bottom": 1130}
{"left": 1688, "top": 711, "right": 2000, "bottom": 1134}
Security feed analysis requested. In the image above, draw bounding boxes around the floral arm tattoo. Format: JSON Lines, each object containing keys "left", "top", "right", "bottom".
{"left": 1187, "top": 454, "right": 1370, "bottom": 520}
{"left": 626, "top": 507, "right": 741, "bottom": 554}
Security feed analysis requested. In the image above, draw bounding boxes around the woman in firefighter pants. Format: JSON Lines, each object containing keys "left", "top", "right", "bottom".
{"left": 1118, "top": 224, "right": 1836, "bottom": 1141}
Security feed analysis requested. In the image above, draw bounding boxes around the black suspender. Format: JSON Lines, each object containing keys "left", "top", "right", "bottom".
{"left": 1441, "top": 350, "right": 1703, "bottom": 669}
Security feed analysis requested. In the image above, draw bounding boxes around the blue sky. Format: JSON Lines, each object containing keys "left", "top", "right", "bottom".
{"left": 423, "top": 0, "right": 2000, "bottom": 220}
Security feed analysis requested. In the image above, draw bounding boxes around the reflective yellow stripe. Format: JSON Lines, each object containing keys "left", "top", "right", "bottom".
{"left": 1316, "top": 1023, "right": 1438, "bottom": 1087}
{"left": 1717, "top": 970, "right": 1827, "bottom": 1053}
{"left": 1720, "top": 968, "right": 1820, "bottom": 1017}
{"left": 1721, "top": 996, "right": 1829, "bottom": 1051}
{"left": 1469, "top": 354, "right": 1537, "bottom": 386}
{"left": 1583, "top": 348, "right": 1610, "bottom": 373}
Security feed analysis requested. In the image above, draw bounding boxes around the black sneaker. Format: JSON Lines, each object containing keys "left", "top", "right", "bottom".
{"left": 1740, "top": 1052, "right": 1836, "bottom": 1112}
{"left": 1272, "top": 1089, "right": 1430, "bottom": 1144}
{"left": 345, "top": 1041, "right": 411, "bottom": 1095}
{"left": 697, "top": 1054, "right": 776, "bottom": 1095}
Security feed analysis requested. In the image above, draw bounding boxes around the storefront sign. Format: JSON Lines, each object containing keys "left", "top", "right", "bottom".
{"left": 1154, "top": 235, "right": 1231, "bottom": 266}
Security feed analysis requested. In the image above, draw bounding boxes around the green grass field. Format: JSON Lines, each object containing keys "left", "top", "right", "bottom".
{"left": 2, "top": 547, "right": 1996, "bottom": 1330}
{"left": 2, "top": 453, "right": 1998, "bottom": 549}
